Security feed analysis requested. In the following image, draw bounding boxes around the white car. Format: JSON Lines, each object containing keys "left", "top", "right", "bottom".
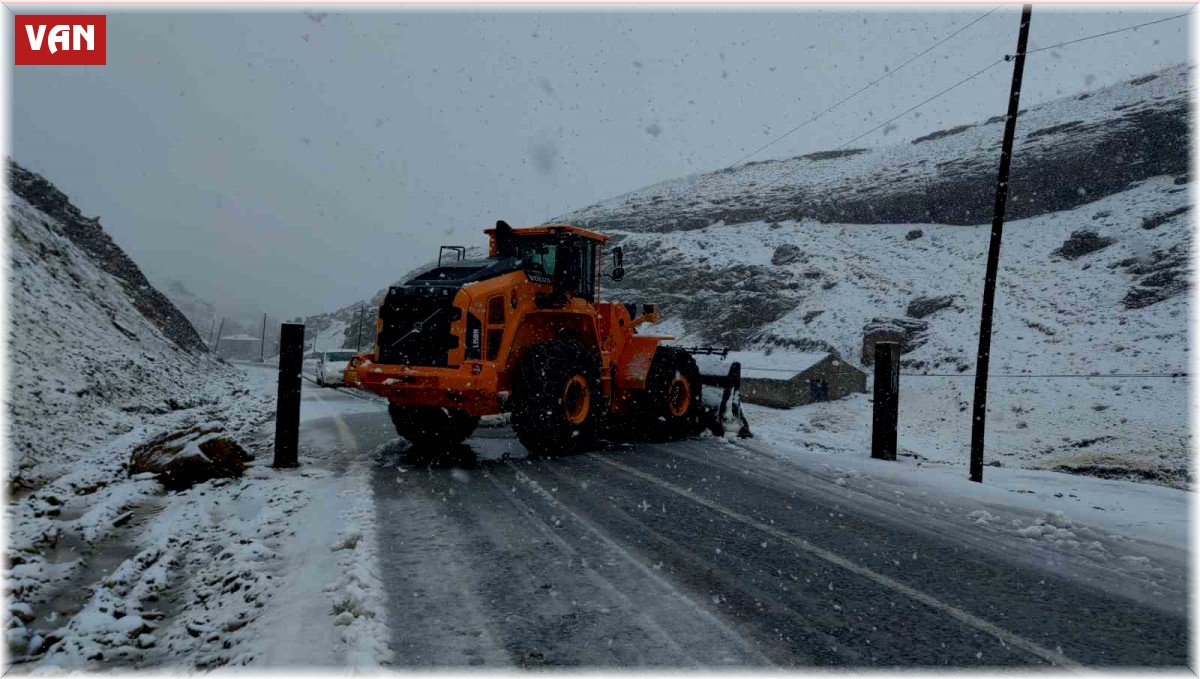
{"left": 314, "top": 350, "right": 355, "bottom": 386}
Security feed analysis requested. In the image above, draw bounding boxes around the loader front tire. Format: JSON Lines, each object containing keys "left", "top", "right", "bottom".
{"left": 389, "top": 405, "right": 479, "bottom": 448}
{"left": 510, "top": 341, "right": 601, "bottom": 457}
{"left": 640, "top": 347, "right": 704, "bottom": 440}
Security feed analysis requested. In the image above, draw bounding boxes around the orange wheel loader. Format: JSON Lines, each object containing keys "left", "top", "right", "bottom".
{"left": 346, "top": 221, "right": 705, "bottom": 456}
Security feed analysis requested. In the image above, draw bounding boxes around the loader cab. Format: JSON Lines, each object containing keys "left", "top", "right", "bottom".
{"left": 488, "top": 222, "right": 606, "bottom": 304}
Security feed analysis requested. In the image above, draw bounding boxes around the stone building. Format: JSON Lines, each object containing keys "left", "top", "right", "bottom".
{"left": 694, "top": 349, "right": 867, "bottom": 409}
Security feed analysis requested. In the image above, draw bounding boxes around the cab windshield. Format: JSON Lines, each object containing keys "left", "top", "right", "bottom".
{"left": 513, "top": 238, "right": 557, "bottom": 275}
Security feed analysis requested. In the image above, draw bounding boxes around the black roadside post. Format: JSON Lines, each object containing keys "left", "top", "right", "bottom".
{"left": 871, "top": 342, "right": 899, "bottom": 461}
{"left": 970, "top": 5, "right": 1033, "bottom": 483}
{"left": 273, "top": 323, "right": 304, "bottom": 468}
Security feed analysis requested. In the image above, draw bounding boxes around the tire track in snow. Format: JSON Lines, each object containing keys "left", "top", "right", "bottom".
{"left": 588, "top": 454, "right": 1082, "bottom": 669}
{"left": 490, "top": 462, "right": 772, "bottom": 667}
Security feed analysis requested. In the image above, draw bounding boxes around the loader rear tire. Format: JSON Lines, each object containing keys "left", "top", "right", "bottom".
{"left": 510, "top": 341, "right": 601, "bottom": 457}
{"left": 640, "top": 347, "right": 704, "bottom": 441}
{"left": 389, "top": 405, "right": 479, "bottom": 448}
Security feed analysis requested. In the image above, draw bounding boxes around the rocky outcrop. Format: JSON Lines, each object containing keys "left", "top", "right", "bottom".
{"left": 129, "top": 425, "right": 251, "bottom": 490}
{"left": 1141, "top": 206, "right": 1190, "bottom": 231}
{"left": 1116, "top": 244, "right": 1189, "bottom": 309}
{"left": 1054, "top": 229, "right": 1116, "bottom": 260}
{"left": 7, "top": 160, "right": 207, "bottom": 353}
{"left": 861, "top": 316, "right": 929, "bottom": 364}
{"left": 906, "top": 295, "right": 958, "bottom": 319}
{"left": 771, "top": 243, "right": 803, "bottom": 265}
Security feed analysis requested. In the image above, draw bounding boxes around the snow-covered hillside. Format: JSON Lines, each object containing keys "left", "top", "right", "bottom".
{"left": 6, "top": 169, "right": 248, "bottom": 490}
{"left": 159, "top": 279, "right": 218, "bottom": 341}
{"left": 559, "top": 64, "right": 1190, "bottom": 233}
{"left": 563, "top": 64, "right": 1192, "bottom": 487}
{"left": 6, "top": 163, "right": 392, "bottom": 668}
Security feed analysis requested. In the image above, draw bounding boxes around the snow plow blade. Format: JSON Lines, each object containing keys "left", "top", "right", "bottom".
{"left": 682, "top": 347, "right": 752, "bottom": 439}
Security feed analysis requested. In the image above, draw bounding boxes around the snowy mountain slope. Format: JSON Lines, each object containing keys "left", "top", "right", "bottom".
{"left": 8, "top": 161, "right": 206, "bottom": 354}
{"left": 6, "top": 183, "right": 238, "bottom": 490}
{"left": 558, "top": 64, "right": 1190, "bottom": 233}
{"left": 5, "top": 166, "right": 389, "bottom": 668}
{"left": 559, "top": 66, "right": 1192, "bottom": 487}
{"left": 159, "top": 279, "right": 218, "bottom": 341}
{"left": 611, "top": 176, "right": 1189, "bottom": 370}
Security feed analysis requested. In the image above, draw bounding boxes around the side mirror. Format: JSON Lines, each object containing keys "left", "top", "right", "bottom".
{"left": 611, "top": 246, "right": 625, "bottom": 282}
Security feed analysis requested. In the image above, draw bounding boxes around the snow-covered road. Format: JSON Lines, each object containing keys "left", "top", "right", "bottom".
{"left": 299, "top": 378, "right": 1187, "bottom": 668}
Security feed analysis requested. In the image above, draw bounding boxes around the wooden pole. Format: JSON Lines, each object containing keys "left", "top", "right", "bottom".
{"left": 260, "top": 312, "right": 268, "bottom": 363}
{"left": 970, "top": 5, "right": 1033, "bottom": 483}
{"left": 871, "top": 342, "right": 899, "bottom": 461}
{"left": 213, "top": 317, "right": 226, "bottom": 357}
{"left": 356, "top": 306, "right": 365, "bottom": 352}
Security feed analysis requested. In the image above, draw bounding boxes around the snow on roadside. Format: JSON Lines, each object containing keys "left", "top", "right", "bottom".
{"left": 8, "top": 369, "right": 393, "bottom": 670}
{"left": 733, "top": 400, "right": 1188, "bottom": 614}
{"left": 6, "top": 194, "right": 239, "bottom": 492}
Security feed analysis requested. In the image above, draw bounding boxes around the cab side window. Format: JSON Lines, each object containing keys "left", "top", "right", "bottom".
{"left": 575, "top": 241, "right": 596, "bottom": 302}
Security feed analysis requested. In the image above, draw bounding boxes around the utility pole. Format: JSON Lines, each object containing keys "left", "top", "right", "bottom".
{"left": 260, "top": 312, "right": 268, "bottom": 362}
{"left": 213, "top": 317, "right": 226, "bottom": 357}
{"left": 970, "top": 5, "right": 1032, "bottom": 484}
{"left": 356, "top": 305, "right": 365, "bottom": 352}
{"left": 206, "top": 317, "right": 216, "bottom": 348}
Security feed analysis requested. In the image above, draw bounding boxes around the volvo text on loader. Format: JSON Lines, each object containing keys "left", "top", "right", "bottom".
{"left": 347, "top": 221, "right": 705, "bottom": 456}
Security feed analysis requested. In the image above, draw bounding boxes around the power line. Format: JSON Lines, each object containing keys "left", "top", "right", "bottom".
{"left": 899, "top": 372, "right": 1188, "bottom": 378}
{"left": 753, "top": 57, "right": 1006, "bottom": 194}
{"left": 1018, "top": 4, "right": 1196, "bottom": 58}
{"left": 729, "top": 5, "right": 1004, "bottom": 169}
{"left": 832, "top": 59, "right": 1006, "bottom": 152}
{"left": 740, "top": 365, "right": 1188, "bottom": 378}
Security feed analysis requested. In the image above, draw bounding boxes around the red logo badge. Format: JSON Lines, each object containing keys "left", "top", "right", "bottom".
{"left": 15, "top": 15, "right": 106, "bottom": 65}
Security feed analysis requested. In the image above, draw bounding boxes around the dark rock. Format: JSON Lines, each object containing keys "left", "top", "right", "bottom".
{"left": 771, "top": 243, "right": 803, "bottom": 265}
{"left": 906, "top": 295, "right": 957, "bottom": 319}
{"left": 905, "top": 229, "right": 924, "bottom": 241}
{"left": 912, "top": 125, "right": 973, "bottom": 145}
{"left": 862, "top": 317, "right": 929, "bottom": 364}
{"left": 130, "top": 425, "right": 251, "bottom": 491}
{"left": 1141, "top": 206, "right": 1189, "bottom": 230}
{"left": 800, "top": 148, "right": 868, "bottom": 162}
{"left": 1053, "top": 229, "right": 1116, "bottom": 260}
{"left": 1117, "top": 243, "right": 1189, "bottom": 309}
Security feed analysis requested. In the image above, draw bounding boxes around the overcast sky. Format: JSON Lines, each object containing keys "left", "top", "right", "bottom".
{"left": 11, "top": 5, "right": 1190, "bottom": 319}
